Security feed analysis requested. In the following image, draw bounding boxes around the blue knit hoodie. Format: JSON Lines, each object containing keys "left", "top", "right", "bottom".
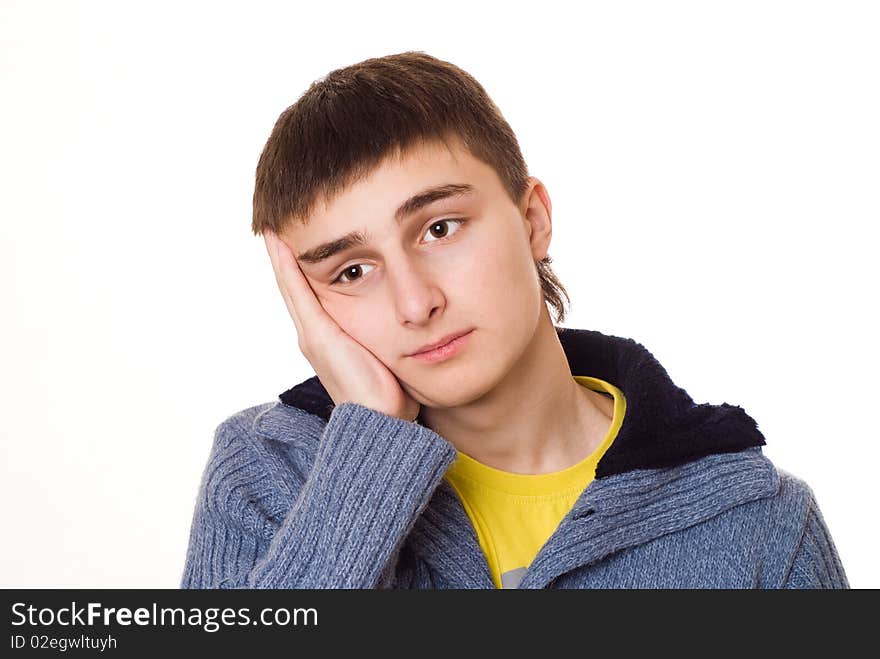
{"left": 180, "top": 327, "right": 849, "bottom": 588}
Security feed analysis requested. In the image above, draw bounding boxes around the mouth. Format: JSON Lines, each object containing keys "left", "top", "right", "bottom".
{"left": 407, "top": 329, "right": 475, "bottom": 363}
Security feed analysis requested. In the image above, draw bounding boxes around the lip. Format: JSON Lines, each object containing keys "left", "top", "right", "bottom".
{"left": 407, "top": 329, "right": 474, "bottom": 362}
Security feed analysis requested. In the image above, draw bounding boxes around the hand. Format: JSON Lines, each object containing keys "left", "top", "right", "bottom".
{"left": 263, "top": 230, "right": 422, "bottom": 423}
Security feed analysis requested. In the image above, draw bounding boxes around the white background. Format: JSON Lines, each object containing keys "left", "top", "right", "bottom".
{"left": 1, "top": 0, "right": 877, "bottom": 588}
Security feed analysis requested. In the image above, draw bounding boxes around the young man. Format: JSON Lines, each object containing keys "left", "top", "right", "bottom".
{"left": 180, "top": 51, "right": 849, "bottom": 589}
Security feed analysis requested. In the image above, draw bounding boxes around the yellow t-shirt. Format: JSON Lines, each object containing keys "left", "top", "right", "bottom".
{"left": 443, "top": 376, "right": 626, "bottom": 589}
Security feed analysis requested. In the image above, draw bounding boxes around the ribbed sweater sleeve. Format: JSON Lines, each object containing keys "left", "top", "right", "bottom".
{"left": 180, "top": 401, "right": 458, "bottom": 589}
{"left": 782, "top": 495, "right": 850, "bottom": 589}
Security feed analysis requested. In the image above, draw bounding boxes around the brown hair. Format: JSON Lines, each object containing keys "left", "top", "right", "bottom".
{"left": 251, "top": 51, "right": 570, "bottom": 324}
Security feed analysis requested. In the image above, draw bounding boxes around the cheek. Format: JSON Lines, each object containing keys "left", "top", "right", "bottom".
{"left": 454, "top": 232, "right": 538, "bottom": 302}
{"left": 320, "top": 295, "right": 387, "bottom": 349}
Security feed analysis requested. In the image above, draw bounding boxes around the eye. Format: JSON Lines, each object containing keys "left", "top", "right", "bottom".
{"left": 333, "top": 263, "right": 376, "bottom": 286}
{"left": 330, "top": 218, "right": 468, "bottom": 287}
{"left": 423, "top": 217, "right": 466, "bottom": 243}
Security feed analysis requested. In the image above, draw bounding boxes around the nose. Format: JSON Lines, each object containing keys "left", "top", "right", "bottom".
{"left": 388, "top": 257, "right": 445, "bottom": 326}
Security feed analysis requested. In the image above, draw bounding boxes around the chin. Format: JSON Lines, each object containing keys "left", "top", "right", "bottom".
{"left": 402, "top": 356, "right": 511, "bottom": 410}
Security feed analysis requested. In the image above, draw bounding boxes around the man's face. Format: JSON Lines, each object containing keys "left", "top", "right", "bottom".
{"left": 280, "top": 138, "right": 552, "bottom": 409}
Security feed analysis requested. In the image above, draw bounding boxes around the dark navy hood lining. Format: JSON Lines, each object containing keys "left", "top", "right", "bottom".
{"left": 278, "top": 326, "right": 766, "bottom": 479}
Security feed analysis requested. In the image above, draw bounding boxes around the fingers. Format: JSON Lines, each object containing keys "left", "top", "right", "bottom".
{"left": 263, "top": 230, "right": 311, "bottom": 340}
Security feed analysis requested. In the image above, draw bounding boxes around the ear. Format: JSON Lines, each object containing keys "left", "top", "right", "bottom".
{"left": 520, "top": 176, "right": 553, "bottom": 261}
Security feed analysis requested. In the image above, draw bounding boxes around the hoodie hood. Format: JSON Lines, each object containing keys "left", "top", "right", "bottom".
{"left": 277, "top": 326, "right": 767, "bottom": 479}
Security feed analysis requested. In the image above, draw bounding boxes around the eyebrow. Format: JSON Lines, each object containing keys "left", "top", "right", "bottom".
{"left": 295, "top": 183, "right": 476, "bottom": 265}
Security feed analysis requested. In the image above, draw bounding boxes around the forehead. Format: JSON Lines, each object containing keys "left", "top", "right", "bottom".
{"left": 288, "top": 139, "right": 502, "bottom": 239}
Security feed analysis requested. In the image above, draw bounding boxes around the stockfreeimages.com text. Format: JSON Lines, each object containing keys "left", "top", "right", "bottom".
{"left": 11, "top": 601, "right": 317, "bottom": 633}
